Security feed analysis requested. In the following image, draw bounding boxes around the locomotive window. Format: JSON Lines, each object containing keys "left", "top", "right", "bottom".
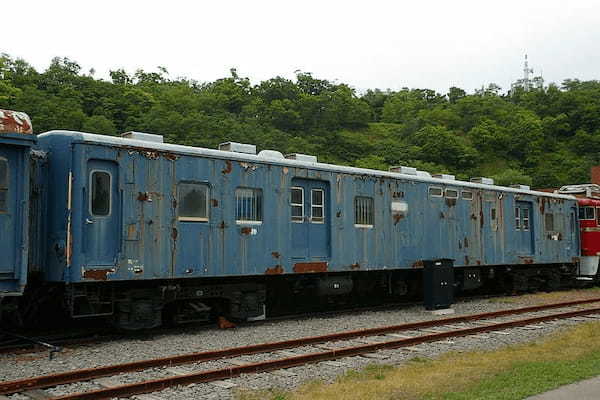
{"left": 311, "top": 189, "right": 324, "bottom": 223}
{"left": 491, "top": 208, "right": 497, "bottom": 220}
{"left": 523, "top": 208, "right": 530, "bottom": 231}
{"left": 545, "top": 213, "right": 554, "bottom": 231}
{"left": 355, "top": 196, "right": 374, "bottom": 227}
{"left": 583, "top": 206, "right": 595, "bottom": 220}
{"left": 90, "top": 171, "right": 111, "bottom": 216}
{"left": 291, "top": 187, "right": 304, "bottom": 223}
{"left": 0, "top": 158, "right": 6, "bottom": 212}
{"left": 445, "top": 189, "right": 458, "bottom": 199}
{"left": 429, "top": 187, "right": 442, "bottom": 197}
{"left": 178, "top": 183, "right": 209, "bottom": 222}
{"left": 235, "top": 187, "right": 263, "bottom": 224}
{"left": 515, "top": 207, "right": 521, "bottom": 230}
{"left": 461, "top": 191, "right": 473, "bottom": 200}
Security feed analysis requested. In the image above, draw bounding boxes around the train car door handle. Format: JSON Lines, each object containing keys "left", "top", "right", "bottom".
{"left": 86, "top": 218, "right": 95, "bottom": 224}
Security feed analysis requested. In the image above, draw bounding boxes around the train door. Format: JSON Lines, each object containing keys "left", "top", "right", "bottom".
{"left": 291, "top": 179, "right": 331, "bottom": 261}
{"left": 173, "top": 181, "right": 210, "bottom": 277}
{"left": 515, "top": 201, "right": 534, "bottom": 255}
{"left": 0, "top": 148, "right": 19, "bottom": 284}
{"left": 83, "top": 160, "right": 120, "bottom": 267}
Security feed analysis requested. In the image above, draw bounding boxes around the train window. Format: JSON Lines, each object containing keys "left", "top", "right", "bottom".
{"left": 523, "top": 208, "right": 530, "bottom": 231}
{"left": 461, "top": 191, "right": 473, "bottom": 200}
{"left": 311, "top": 189, "right": 325, "bottom": 223}
{"left": 445, "top": 189, "right": 458, "bottom": 199}
{"left": 178, "top": 183, "right": 209, "bottom": 222}
{"left": 0, "top": 158, "right": 6, "bottom": 212}
{"left": 235, "top": 187, "right": 263, "bottom": 224}
{"left": 90, "top": 171, "right": 111, "bottom": 216}
{"left": 391, "top": 199, "right": 408, "bottom": 219}
{"left": 597, "top": 208, "right": 600, "bottom": 225}
{"left": 545, "top": 213, "right": 554, "bottom": 231}
{"left": 291, "top": 187, "right": 304, "bottom": 223}
{"left": 586, "top": 207, "right": 594, "bottom": 219}
{"left": 515, "top": 207, "right": 521, "bottom": 230}
{"left": 491, "top": 208, "right": 497, "bottom": 220}
{"left": 355, "top": 196, "right": 374, "bottom": 227}
{"left": 429, "top": 187, "right": 442, "bottom": 197}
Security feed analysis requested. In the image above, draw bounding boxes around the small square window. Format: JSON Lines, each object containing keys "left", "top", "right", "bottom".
{"left": 236, "top": 187, "right": 263, "bottom": 223}
{"left": 178, "top": 183, "right": 209, "bottom": 221}
{"left": 429, "top": 187, "right": 443, "bottom": 197}
{"left": 355, "top": 196, "right": 374, "bottom": 227}
{"left": 445, "top": 189, "right": 458, "bottom": 199}
{"left": 461, "top": 191, "right": 473, "bottom": 200}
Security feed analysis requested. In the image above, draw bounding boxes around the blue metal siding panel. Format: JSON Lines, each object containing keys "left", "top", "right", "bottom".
{"left": 37, "top": 133, "right": 581, "bottom": 285}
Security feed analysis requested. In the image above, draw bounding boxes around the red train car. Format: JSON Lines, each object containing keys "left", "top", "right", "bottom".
{"left": 558, "top": 184, "right": 600, "bottom": 281}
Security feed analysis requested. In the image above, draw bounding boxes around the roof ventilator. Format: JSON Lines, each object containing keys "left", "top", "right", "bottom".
{"left": 470, "top": 177, "right": 494, "bottom": 185}
{"left": 389, "top": 166, "right": 418, "bottom": 176}
{"left": 433, "top": 174, "right": 456, "bottom": 180}
{"left": 510, "top": 184, "right": 531, "bottom": 190}
{"left": 218, "top": 142, "right": 257, "bottom": 155}
{"left": 285, "top": 153, "right": 318, "bottom": 163}
{"left": 121, "top": 131, "right": 164, "bottom": 143}
{"left": 258, "top": 150, "right": 285, "bottom": 160}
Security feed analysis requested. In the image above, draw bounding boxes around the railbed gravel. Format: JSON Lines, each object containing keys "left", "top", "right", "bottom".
{"left": 1, "top": 292, "right": 599, "bottom": 400}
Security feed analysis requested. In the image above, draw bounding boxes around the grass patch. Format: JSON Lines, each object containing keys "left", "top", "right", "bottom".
{"left": 236, "top": 321, "right": 600, "bottom": 400}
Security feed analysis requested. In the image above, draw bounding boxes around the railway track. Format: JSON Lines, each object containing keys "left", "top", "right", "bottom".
{"left": 0, "top": 293, "right": 501, "bottom": 357}
{"left": 3, "top": 297, "right": 600, "bottom": 400}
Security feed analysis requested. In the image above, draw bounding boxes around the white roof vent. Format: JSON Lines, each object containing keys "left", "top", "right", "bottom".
{"left": 121, "top": 131, "right": 164, "bottom": 143}
{"left": 389, "top": 166, "right": 417, "bottom": 176}
{"left": 471, "top": 177, "right": 495, "bottom": 185}
{"left": 433, "top": 174, "right": 455, "bottom": 180}
{"left": 510, "top": 184, "right": 531, "bottom": 191}
{"left": 285, "top": 153, "right": 318, "bottom": 163}
{"left": 258, "top": 150, "right": 285, "bottom": 160}
{"left": 416, "top": 170, "right": 431, "bottom": 178}
{"left": 218, "top": 142, "right": 256, "bottom": 155}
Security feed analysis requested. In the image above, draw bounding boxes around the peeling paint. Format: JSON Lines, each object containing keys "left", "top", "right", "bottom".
{"left": 222, "top": 160, "right": 233, "bottom": 174}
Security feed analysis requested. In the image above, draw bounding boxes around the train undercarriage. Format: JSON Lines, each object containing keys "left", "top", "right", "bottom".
{"left": 0, "top": 262, "right": 589, "bottom": 331}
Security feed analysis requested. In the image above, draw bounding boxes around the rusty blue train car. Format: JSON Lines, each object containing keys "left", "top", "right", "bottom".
{"left": 0, "top": 110, "right": 583, "bottom": 329}
{"left": 0, "top": 110, "right": 35, "bottom": 298}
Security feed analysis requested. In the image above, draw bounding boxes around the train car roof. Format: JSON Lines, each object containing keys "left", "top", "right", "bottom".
{"left": 38, "top": 130, "right": 576, "bottom": 201}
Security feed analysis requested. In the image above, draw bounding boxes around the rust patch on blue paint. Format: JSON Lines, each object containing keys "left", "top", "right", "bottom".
{"left": 293, "top": 262, "right": 328, "bottom": 273}
{"left": 265, "top": 265, "right": 284, "bottom": 274}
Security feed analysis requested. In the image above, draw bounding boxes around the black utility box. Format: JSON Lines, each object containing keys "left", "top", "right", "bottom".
{"left": 423, "top": 258, "right": 454, "bottom": 310}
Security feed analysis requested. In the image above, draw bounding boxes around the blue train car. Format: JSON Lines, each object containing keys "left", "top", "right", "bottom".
{"left": 0, "top": 110, "right": 35, "bottom": 299}
{"left": 28, "top": 129, "right": 578, "bottom": 329}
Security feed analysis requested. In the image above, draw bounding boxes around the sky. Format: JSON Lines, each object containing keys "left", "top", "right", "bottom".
{"left": 3, "top": 0, "right": 600, "bottom": 94}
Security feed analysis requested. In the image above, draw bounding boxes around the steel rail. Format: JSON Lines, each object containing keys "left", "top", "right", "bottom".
{"left": 49, "top": 305, "right": 600, "bottom": 400}
{"left": 2, "top": 297, "right": 600, "bottom": 396}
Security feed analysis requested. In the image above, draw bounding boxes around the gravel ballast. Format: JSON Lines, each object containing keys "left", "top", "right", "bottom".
{"left": 1, "top": 290, "right": 599, "bottom": 399}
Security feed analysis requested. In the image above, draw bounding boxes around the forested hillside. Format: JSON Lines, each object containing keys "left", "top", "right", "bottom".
{"left": 1, "top": 54, "right": 599, "bottom": 187}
